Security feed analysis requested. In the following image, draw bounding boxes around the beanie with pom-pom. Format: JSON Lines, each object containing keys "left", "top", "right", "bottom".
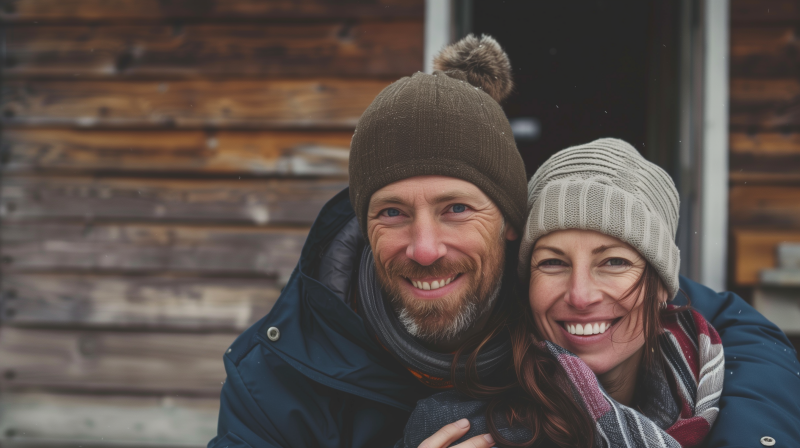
{"left": 349, "top": 34, "right": 527, "bottom": 237}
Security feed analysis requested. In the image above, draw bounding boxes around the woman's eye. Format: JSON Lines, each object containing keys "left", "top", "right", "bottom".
{"left": 451, "top": 204, "right": 467, "bottom": 213}
{"left": 383, "top": 208, "right": 401, "bottom": 217}
{"left": 606, "top": 258, "right": 628, "bottom": 267}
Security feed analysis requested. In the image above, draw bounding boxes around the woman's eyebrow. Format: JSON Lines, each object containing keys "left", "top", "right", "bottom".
{"left": 591, "top": 244, "right": 625, "bottom": 255}
{"left": 532, "top": 246, "right": 565, "bottom": 256}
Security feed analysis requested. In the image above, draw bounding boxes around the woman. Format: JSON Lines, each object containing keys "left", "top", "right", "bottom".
{"left": 401, "top": 138, "right": 725, "bottom": 448}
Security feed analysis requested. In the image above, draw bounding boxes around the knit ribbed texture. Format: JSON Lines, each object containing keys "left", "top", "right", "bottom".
{"left": 348, "top": 70, "right": 527, "bottom": 236}
{"left": 518, "top": 138, "right": 681, "bottom": 298}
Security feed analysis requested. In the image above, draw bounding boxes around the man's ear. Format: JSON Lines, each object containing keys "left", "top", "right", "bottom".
{"left": 504, "top": 225, "right": 519, "bottom": 241}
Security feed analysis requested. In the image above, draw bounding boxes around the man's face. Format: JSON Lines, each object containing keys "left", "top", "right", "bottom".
{"left": 366, "top": 176, "right": 518, "bottom": 342}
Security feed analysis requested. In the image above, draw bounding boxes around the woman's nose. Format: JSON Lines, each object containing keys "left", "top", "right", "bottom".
{"left": 564, "top": 269, "right": 603, "bottom": 310}
{"left": 405, "top": 215, "right": 447, "bottom": 266}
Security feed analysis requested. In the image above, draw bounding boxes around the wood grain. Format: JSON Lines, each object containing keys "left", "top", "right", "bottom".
{"left": 729, "top": 79, "right": 800, "bottom": 130}
{"left": 0, "top": 327, "right": 230, "bottom": 394}
{"left": 730, "top": 132, "right": 800, "bottom": 154}
{"left": 0, "top": 0, "right": 424, "bottom": 21}
{"left": 0, "top": 176, "right": 345, "bottom": 225}
{"left": 0, "top": 392, "right": 218, "bottom": 448}
{"left": 730, "top": 79, "right": 800, "bottom": 102}
{"left": 1, "top": 129, "right": 351, "bottom": 175}
{"left": 1, "top": 274, "right": 278, "bottom": 330}
{"left": 730, "top": 27, "right": 800, "bottom": 77}
{"left": 1, "top": 79, "right": 389, "bottom": 129}
{"left": 731, "top": 0, "right": 800, "bottom": 23}
{"left": 733, "top": 229, "right": 800, "bottom": 285}
{"left": 729, "top": 185, "right": 800, "bottom": 227}
{"left": 1, "top": 223, "right": 307, "bottom": 280}
{"left": 729, "top": 132, "right": 800, "bottom": 180}
{"left": 4, "top": 21, "right": 423, "bottom": 78}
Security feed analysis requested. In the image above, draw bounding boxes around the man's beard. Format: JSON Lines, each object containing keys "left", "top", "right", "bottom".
{"left": 373, "top": 239, "right": 506, "bottom": 343}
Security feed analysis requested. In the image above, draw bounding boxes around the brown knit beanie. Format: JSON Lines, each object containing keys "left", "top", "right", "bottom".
{"left": 349, "top": 34, "right": 527, "bottom": 237}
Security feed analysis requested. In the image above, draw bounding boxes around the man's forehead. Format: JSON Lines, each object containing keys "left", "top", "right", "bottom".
{"left": 368, "top": 176, "right": 489, "bottom": 207}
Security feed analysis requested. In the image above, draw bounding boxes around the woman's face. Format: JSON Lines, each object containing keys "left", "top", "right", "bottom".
{"left": 529, "top": 229, "right": 651, "bottom": 378}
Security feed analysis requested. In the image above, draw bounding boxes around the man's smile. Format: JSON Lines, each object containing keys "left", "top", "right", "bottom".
{"left": 406, "top": 274, "right": 461, "bottom": 290}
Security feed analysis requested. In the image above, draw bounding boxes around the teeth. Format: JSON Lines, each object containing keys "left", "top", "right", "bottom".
{"left": 411, "top": 276, "right": 455, "bottom": 291}
{"left": 565, "top": 321, "right": 612, "bottom": 336}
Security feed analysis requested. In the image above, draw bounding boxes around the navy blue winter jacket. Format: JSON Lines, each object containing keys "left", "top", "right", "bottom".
{"left": 209, "top": 189, "right": 800, "bottom": 448}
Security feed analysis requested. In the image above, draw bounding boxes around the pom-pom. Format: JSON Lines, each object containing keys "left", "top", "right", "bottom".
{"left": 433, "top": 34, "right": 513, "bottom": 103}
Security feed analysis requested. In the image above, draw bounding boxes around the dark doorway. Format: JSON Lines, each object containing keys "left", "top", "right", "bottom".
{"left": 470, "top": 0, "right": 660, "bottom": 177}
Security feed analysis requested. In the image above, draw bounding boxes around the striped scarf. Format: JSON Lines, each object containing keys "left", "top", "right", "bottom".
{"left": 550, "top": 307, "right": 724, "bottom": 448}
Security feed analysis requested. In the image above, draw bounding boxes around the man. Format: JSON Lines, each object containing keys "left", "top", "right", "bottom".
{"left": 210, "top": 35, "right": 800, "bottom": 448}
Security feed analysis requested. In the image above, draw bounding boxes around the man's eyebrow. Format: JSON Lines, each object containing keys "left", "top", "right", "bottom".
{"left": 532, "top": 245, "right": 565, "bottom": 256}
{"left": 429, "top": 192, "right": 471, "bottom": 204}
{"left": 369, "top": 195, "right": 406, "bottom": 208}
{"left": 369, "top": 191, "right": 477, "bottom": 208}
{"left": 592, "top": 244, "right": 625, "bottom": 255}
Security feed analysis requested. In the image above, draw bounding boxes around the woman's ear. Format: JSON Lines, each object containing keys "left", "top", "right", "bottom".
{"left": 658, "top": 288, "right": 670, "bottom": 309}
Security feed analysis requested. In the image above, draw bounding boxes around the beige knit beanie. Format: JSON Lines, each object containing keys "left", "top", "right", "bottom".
{"left": 518, "top": 138, "right": 681, "bottom": 298}
{"left": 349, "top": 34, "right": 527, "bottom": 237}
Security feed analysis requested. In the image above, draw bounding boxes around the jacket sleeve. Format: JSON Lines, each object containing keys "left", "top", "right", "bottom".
{"left": 675, "top": 276, "right": 800, "bottom": 447}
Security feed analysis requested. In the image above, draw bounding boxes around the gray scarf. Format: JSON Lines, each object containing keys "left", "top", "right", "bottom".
{"left": 358, "top": 246, "right": 511, "bottom": 382}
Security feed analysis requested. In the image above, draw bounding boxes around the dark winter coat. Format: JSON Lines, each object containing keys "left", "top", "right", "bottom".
{"left": 209, "top": 189, "right": 800, "bottom": 448}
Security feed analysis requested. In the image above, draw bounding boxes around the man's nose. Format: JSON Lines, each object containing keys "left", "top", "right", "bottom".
{"left": 405, "top": 215, "right": 447, "bottom": 266}
{"left": 564, "top": 268, "right": 603, "bottom": 310}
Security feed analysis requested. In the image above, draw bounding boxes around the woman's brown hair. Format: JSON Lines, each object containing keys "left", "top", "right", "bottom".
{"left": 452, "top": 262, "right": 687, "bottom": 448}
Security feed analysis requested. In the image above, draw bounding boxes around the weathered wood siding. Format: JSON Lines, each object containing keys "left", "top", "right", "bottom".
{"left": 730, "top": 0, "right": 800, "bottom": 289}
{"left": 0, "top": 1, "right": 423, "bottom": 446}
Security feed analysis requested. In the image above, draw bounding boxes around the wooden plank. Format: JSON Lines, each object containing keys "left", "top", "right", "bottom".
{"left": 729, "top": 132, "right": 800, "bottom": 179}
{"left": 730, "top": 27, "right": 800, "bottom": 77}
{"left": 729, "top": 185, "right": 800, "bottom": 227}
{"left": 2, "top": 274, "right": 278, "bottom": 330}
{"left": 0, "top": 392, "right": 218, "bottom": 448}
{"left": 731, "top": 0, "right": 800, "bottom": 23}
{"left": 1, "top": 223, "right": 307, "bottom": 280}
{"left": 0, "top": 0, "right": 424, "bottom": 21}
{"left": 733, "top": 229, "right": 800, "bottom": 284}
{"left": 0, "top": 327, "right": 231, "bottom": 395}
{"left": 729, "top": 80, "right": 800, "bottom": 130}
{"left": 1, "top": 129, "right": 351, "bottom": 175}
{"left": 1, "top": 79, "right": 389, "bottom": 129}
{"left": 730, "top": 106, "right": 800, "bottom": 131}
{"left": 4, "top": 21, "right": 423, "bottom": 78}
{"left": 730, "top": 79, "right": 800, "bottom": 102}
{"left": 0, "top": 176, "right": 346, "bottom": 225}
{"left": 730, "top": 132, "right": 800, "bottom": 154}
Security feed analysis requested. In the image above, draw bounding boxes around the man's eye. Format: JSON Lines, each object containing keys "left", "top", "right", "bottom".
{"left": 451, "top": 204, "right": 467, "bottom": 213}
{"left": 541, "top": 259, "right": 565, "bottom": 266}
{"left": 383, "top": 208, "right": 401, "bottom": 217}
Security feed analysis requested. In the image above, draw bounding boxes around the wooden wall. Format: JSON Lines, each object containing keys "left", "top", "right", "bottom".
{"left": 0, "top": 1, "right": 423, "bottom": 446}
{"left": 730, "top": 0, "right": 800, "bottom": 354}
{"left": 729, "top": 0, "right": 800, "bottom": 289}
